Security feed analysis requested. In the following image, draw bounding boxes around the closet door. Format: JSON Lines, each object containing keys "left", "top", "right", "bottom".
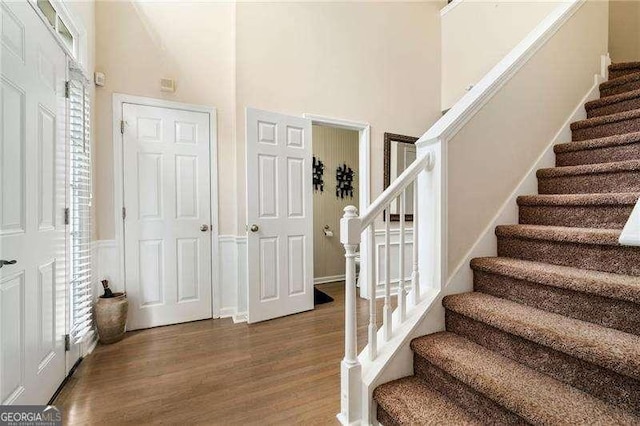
{"left": 0, "top": 1, "right": 67, "bottom": 404}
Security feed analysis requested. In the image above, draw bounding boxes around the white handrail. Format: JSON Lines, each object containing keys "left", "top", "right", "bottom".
{"left": 360, "top": 153, "right": 433, "bottom": 229}
{"left": 418, "top": 0, "right": 585, "bottom": 149}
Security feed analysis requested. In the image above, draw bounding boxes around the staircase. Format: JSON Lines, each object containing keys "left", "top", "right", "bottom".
{"left": 372, "top": 63, "right": 640, "bottom": 425}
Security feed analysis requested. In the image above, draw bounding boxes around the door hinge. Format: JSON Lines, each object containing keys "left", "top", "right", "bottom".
{"left": 120, "top": 120, "right": 125, "bottom": 134}
{"left": 64, "top": 207, "right": 70, "bottom": 225}
{"left": 64, "top": 334, "right": 70, "bottom": 351}
{"left": 122, "top": 207, "right": 127, "bottom": 220}
{"left": 64, "top": 81, "right": 70, "bottom": 99}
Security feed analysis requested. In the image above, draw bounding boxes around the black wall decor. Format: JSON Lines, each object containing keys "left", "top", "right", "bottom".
{"left": 336, "top": 163, "right": 354, "bottom": 199}
{"left": 312, "top": 156, "right": 325, "bottom": 192}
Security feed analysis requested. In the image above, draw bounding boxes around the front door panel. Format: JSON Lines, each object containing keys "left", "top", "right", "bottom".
{"left": 0, "top": 1, "right": 67, "bottom": 405}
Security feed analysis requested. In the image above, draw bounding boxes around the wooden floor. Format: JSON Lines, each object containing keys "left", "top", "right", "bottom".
{"left": 54, "top": 282, "right": 394, "bottom": 425}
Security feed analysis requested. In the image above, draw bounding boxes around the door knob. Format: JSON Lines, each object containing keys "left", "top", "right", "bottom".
{"left": 250, "top": 224, "right": 259, "bottom": 233}
{"left": 0, "top": 260, "right": 17, "bottom": 269}
{"left": 200, "top": 224, "right": 209, "bottom": 232}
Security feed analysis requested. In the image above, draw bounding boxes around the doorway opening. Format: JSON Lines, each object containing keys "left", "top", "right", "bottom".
{"left": 311, "top": 125, "right": 360, "bottom": 294}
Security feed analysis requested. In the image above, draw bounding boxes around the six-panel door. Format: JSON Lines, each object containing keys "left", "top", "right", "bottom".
{"left": 123, "top": 104, "right": 212, "bottom": 330}
{"left": 0, "top": 1, "right": 67, "bottom": 404}
{"left": 246, "top": 108, "right": 314, "bottom": 323}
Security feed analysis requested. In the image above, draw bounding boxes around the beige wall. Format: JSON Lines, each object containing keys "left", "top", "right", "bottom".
{"left": 312, "top": 125, "right": 359, "bottom": 280}
{"left": 93, "top": 1, "right": 442, "bottom": 240}
{"left": 94, "top": 1, "right": 236, "bottom": 238}
{"left": 445, "top": 0, "right": 608, "bottom": 276}
{"left": 235, "top": 1, "right": 443, "bottom": 235}
{"left": 609, "top": 0, "right": 640, "bottom": 62}
{"left": 442, "top": 0, "right": 560, "bottom": 110}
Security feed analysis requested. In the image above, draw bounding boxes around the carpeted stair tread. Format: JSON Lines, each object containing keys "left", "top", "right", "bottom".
{"left": 555, "top": 131, "right": 640, "bottom": 153}
{"left": 585, "top": 88, "right": 640, "bottom": 117}
{"left": 495, "top": 224, "right": 621, "bottom": 246}
{"left": 537, "top": 159, "right": 640, "bottom": 178}
{"left": 442, "top": 292, "right": 640, "bottom": 380}
{"left": 609, "top": 62, "right": 640, "bottom": 80}
{"left": 410, "top": 332, "right": 639, "bottom": 425}
{"left": 600, "top": 72, "right": 640, "bottom": 97}
{"left": 471, "top": 257, "right": 640, "bottom": 304}
{"left": 373, "top": 376, "right": 481, "bottom": 425}
{"left": 570, "top": 108, "right": 640, "bottom": 131}
{"left": 517, "top": 192, "right": 640, "bottom": 207}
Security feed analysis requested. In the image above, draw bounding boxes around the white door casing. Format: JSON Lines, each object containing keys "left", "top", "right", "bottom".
{"left": 1, "top": 1, "right": 67, "bottom": 404}
{"left": 122, "top": 103, "right": 212, "bottom": 330}
{"left": 246, "top": 108, "right": 314, "bottom": 323}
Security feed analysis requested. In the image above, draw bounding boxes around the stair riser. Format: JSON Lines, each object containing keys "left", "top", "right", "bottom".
{"left": 445, "top": 310, "right": 640, "bottom": 415}
{"left": 518, "top": 204, "right": 634, "bottom": 229}
{"left": 538, "top": 171, "right": 640, "bottom": 194}
{"left": 413, "top": 355, "right": 526, "bottom": 425}
{"left": 587, "top": 97, "right": 640, "bottom": 118}
{"left": 497, "top": 235, "right": 640, "bottom": 276}
{"left": 556, "top": 143, "right": 640, "bottom": 166}
{"left": 376, "top": 406, "right": 398, "bottom": 426}
{"left": 610, "top": 69, "right": 640, "bottom": 80}
{"left": 473, "top": 270, "right": 640, "bottom": 335}
{"left": 601, "top": 80, "right": 640, "bottom": 98}
{"left": 572, "top": 116, "right": 640, "bottom": 141}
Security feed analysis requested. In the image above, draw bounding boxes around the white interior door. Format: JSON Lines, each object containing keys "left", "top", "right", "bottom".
{"left": 122, "top": 103, "right": 212, "bottom": 330}
{"left": 246, "top": 108, "right": 313, "bottom": 323}
{"left": 1, "top": 1, "right": 67, "bottom": 404}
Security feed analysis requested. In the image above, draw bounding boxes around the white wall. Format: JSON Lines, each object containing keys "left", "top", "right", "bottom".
{"left": 442, "top": 0, "right": 560, "bottom": 110}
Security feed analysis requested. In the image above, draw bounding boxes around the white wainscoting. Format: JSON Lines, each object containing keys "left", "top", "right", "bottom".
{"left": 219, "top": 235, "right": 248, "bottom": 323}
{"left": 373, "top": 227, "right": 413, "bottom": 298}
{"left": 92, "top": 236, "right": 249, "bottom": 325}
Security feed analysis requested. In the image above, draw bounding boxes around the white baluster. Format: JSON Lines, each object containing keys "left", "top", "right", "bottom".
{"left": 339, "top": 206, "right": 361, "bottom": 424}
{"left": 398, "top": 191, "right": 406, "bottom": 322}
{"left": 367, "top": 223, "right": 377, "bottom": 360}
{"left": 383, "top": 205, "right": 392, "bottom": 341}
{"left": 412, "top": 179, "right": 420, "bottom": 305}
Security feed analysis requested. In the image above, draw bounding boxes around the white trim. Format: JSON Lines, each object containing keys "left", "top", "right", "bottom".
{"left": 620, "top": 202, "right": 640, "bottom": 246}
{"left": 112, "top": 93, "right": 221, "bottom": 318}
{"left": 418, "top": 0, "right": 585, "bottom": 148}
{"left": 440, "top": 0, "right": 463, "bottom": 17}
{"left": 232, "top": 312, "right": 248, "bottom": 323}
{"left": 303, "top": 114, "right": 373, "bottom": 299}
{"left": 314, "top": 275, "right": 346, "bottom": 285}
{"left": 27, "top": 0, "right": 88, "bottom": 75}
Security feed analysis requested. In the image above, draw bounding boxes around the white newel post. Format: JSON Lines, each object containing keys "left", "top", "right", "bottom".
{"left": 339, "top": 206, "right": 362, "bottom": 425}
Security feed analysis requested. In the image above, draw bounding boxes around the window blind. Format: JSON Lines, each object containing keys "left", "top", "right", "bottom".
{"left": 68, "top": 72, "right": 92, "bottom": 343}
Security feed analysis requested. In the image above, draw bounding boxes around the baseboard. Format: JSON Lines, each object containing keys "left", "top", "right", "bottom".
{"left": 314, "top": 275, "right": 345, "bottom": 285}
{"left": 232, "top": 312, "right": 247, "bottom": 323}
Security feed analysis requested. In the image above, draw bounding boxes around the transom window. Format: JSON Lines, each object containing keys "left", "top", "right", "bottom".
{"left": 35, "top": 0, "right": 77, "bottom": 54}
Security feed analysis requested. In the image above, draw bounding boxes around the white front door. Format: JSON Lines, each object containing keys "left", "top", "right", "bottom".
{"left": 122, "top": 103, "right": 212, "bottom": 330}
{"left": 246, "top": 108, "right": 314, "bottom": 323}
{"left": 1, "top": 1, "right": 67, "bottom": 404}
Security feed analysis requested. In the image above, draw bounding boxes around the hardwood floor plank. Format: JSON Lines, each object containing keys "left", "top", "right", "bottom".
{"left": 54, "top": 282, "right": 395, "bottom": 425}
